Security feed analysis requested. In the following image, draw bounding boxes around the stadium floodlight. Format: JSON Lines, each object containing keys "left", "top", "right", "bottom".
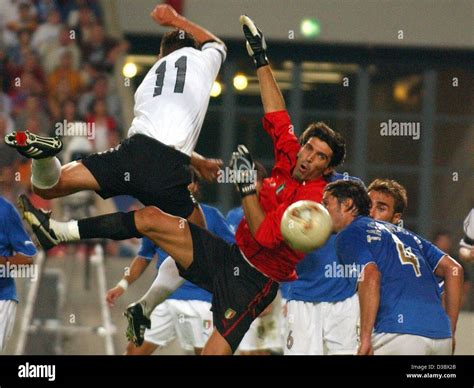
{"left": 233, "top": 74, "right": 248, "bottom": 90}
{"left": 301, "top": 18, "right": 321, "bottom": 38}
{"left": 211, "top": 81, "right": 222, "bottom": 97}
{"left": 123, "top": 62, "right": 138, "bottom": 78}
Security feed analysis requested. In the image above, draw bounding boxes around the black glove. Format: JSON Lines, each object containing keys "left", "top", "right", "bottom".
{"left": 240, "top": 15, "right": 268, "bottom": 68}
{"left": 229, "top": 144, "right": 257, "bottom": 198}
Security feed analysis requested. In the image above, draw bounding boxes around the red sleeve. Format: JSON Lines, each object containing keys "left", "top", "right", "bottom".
{"left": 262, "top": 111, "right": 300, "bottom": 175}
{"left": 253, "top": 202, "right": 288, "bottom": 249}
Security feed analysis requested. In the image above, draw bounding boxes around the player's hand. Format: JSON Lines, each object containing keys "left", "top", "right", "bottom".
{"left": 357, "top": 340, "right": 374, "bottom": 355}
{"left": 229, "top": 144, "right": 257, "bottom": 198}
{"left": 239, "top": 15, "right": 268, "bottom": 68}
{"left": 194, "top": 157, "right": 223, "bottom": 182}
{"left": 106, "top": 286, "right": 125, "bottom": 307}
{"left": 150, "top": 4, "right": 182, "bottom": 27}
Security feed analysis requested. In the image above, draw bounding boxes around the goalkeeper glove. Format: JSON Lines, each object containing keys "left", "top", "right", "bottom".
{"left": 230, "top": 144, "right": 257, "bottom": 198}
{"left": 239, "top": 15, "right": 268, "bottom": 68}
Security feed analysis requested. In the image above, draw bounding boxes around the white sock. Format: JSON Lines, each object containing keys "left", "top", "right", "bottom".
{"left": 31, "top": 157, "right": 61, "bottom": 190}
{"left": 49, "top": 219, "right": 80, "bottom": 242}
{"left": 138, "top": 256, "right": 185, "bottom": 317}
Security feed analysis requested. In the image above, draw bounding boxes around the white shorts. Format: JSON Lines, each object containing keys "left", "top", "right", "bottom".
{"left": 0, "top": 300, "right": 17, "bottom": 353}
{"left": 284, "top": 293, "right": 360, "bottom": 355}
{"left": 372, "top": 333, "right": 452, "bottom": 355}
{"left": 144, "top": 300, "right": 212, "bottom": 351}
{"left": 168, "top": 299, "right": 213, "bottom": 351}
{"left": 238, "top": 292, "right": 283, "bottom": 352}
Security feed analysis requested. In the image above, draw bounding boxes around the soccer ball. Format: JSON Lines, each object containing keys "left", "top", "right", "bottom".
{"left": 280, "top": 200, "right": 333, "bottom": 253}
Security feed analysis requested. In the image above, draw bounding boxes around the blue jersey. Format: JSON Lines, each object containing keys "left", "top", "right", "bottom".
{"left": 336, "top": 216, "right": 451, "bottom": 339}
{"left": 0, "top": 197, "right": 37, "bottom": 302}
{"left": 287, "top": 173, "right": 363, "bottom": 302}
{"left": 226, "top": 206, "right": 244, "bottom": 234}
{"left": 139, "top": 204, "right": 235, "bottom": 302}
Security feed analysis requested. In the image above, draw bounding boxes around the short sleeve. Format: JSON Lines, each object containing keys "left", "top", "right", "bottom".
{"left": 200, "top": 41, "right": 227, "bottom": 78}
{"left": 137, "top": 237, "right": 156, "bottom": 261}
{"left": 417, "top": 235, "right": 445, "bottom": 271}
{"left": 7, "top": 203, "right": 36, "bottom": 257}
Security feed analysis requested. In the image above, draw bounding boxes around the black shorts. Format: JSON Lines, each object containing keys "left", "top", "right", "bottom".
{"left": 81, "top": 134, "right": 194, "bottom": 219}
{"left": 179, "top": 223, "right": 279, "bottom": 353}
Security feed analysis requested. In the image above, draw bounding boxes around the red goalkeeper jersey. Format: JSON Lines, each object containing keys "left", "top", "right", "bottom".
{"left": 235, "top": 110, "right": 327, "bottom": 282}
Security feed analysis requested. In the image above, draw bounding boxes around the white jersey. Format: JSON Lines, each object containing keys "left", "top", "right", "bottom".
{"left": 128, "top": 41, "right": 226, "bottom": 156}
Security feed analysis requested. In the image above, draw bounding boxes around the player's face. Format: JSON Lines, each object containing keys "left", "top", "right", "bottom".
{"left": 293, "top": 137, "right": 333, "bottom": 182}
{"left": 322, "top": 192, "right": 345, "bottom": 232}
{"left": 369, "top": 191, "right": 400, "bottom": 224}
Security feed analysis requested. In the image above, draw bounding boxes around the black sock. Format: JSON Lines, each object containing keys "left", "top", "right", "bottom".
{"left": 78, "top": 211, "right": 142, "bottom": 240}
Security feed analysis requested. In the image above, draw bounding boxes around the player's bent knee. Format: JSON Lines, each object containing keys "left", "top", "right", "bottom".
{"left": 136, "top": 206, "right": 166, "bottom": 234}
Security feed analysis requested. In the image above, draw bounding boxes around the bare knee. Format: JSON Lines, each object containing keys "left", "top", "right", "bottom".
{"left": 135, "top": 206, "right": 166, "bottom": 234}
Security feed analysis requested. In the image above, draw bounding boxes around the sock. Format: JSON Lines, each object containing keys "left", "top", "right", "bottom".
{"left": 49, "top": 219, "right": 80, "bottom": 242}
{"left": 31, "top": 157, "right": 61, "bottom": 189}
{"left": 138, "top": 256, "right": 185, "bottom": 317}
{"left": 77, "top": 211, "right": 142, "bottom": 240}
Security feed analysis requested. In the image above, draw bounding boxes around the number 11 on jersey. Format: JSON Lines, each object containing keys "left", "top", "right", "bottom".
{"left": 153, "top": 55, "right": 188, "bottom": 97}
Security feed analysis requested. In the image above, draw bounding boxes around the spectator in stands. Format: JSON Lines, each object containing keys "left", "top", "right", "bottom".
{"left": 15, "top": 94, "right": 50, "bottom": 131}
{"left": 81, "top": 23, "right": 128, "bottom": 73}
{"left": 31, "top": 9, "right": 61, "bottom": 53}
{"left": 9, "top": 71, "right": 44, "bottom": 115}
{"left": 78, "top": 75, "right": 121, "bottom": 125}
{"left": 69, "top": 5, "right": 97, "bottom": 46}
{"left": 41, "top": 25, "right": 81, "bottom": 74}
{"left": 47, "top": 77, "right": 73, "bottom": 122}
{"left": 85, "top": 98, "right": 118, "bottom": 151}
{"left": 47, "top": 50, "right": 82, "bottom": 96}
{"left": 4, "top": 2, "right": 38, "bottom": 41}
{"left": 6, "top": 28, "right": 34, "bottom": 66}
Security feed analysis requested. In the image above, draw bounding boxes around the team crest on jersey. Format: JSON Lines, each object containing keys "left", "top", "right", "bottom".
{"left": 224, "top": 308, "right": 236, "bottom": 320}
{"left": 203, "top": 319, "right": 212, "bottom": 330}
{"left": 276, "top": 183, "right": 285, "bottom": 195}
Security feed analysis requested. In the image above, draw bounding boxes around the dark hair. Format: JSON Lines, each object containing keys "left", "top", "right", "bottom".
{"left": 254, "top": 161, "right": 268, "bottom": 183}
{"left": 160, "top": 30, "right": 198, "bottom": 57}
{"left": 299, "top": 122, "right": 346, "bottom": 168}
{"left": 325, "top": 180, "right": 371, "bottom": 216}
{"left": 367, "top": 178, "right": 408, "bottom": 214}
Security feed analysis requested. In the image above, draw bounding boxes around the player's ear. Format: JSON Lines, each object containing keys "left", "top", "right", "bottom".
{"left": 342, "top": 198, "right": 353, "bottom": 213}
{"left": 391, "top": 212, "right": 402, "bottom": 224}
{"left": 322, "top": 166, "right": 333, "bottom": 177}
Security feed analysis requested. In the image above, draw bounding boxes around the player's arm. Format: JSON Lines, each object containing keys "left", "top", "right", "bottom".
{"left": 230, "top": 145, "right": 266, "bottom": 237}
{"left": 0, "top": 253, "right": 34, "bottom": 265}
{"left": 4, "top": 201, "right": 37, "bottom": 265}
{"left": 434, "top": 255, "right": 463, "bottom": 347}
{"left": 190, "top": 152, "right": 223, "bottom": 182}
{"left": 241, "top": 16, "right": 299, "bottom": 173}
{"left": 151, "top": 4, "right": 224, "bottom": 46}
{"left": 357, "top": 263, "right": 380, "bottom": 355}
{"left": 240, "top": 15, "right": 285, "bottom": 113}
{"left": 106, "top": 256, "right": 151, "bottom": 307}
